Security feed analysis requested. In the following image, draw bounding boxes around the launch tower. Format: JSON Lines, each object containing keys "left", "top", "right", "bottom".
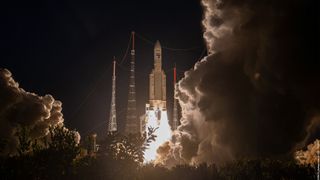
{"left": 125, "top": 32, "right": 139, "bottom": 134}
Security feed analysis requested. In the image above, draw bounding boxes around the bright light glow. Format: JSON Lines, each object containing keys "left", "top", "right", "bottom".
{"left": 144, "top": 110, "right": 172, "bottom": 163}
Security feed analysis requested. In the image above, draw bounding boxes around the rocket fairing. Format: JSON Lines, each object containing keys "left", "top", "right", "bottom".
{"left": 149, "top": 40, "right": 166, "bottom": 112}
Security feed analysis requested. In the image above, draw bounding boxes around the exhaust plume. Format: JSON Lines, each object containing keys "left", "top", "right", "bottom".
{"left": 0, "top": 68, "right": 80, "bottom": 155}
{"left": 157, "top": 0, "right": 320, "bottom": 166}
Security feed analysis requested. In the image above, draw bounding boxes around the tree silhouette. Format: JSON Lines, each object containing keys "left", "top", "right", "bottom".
{"left": 16, "top": 126, "right": 32, "bottom": 155}
{"left": 73, "top": 127, "right": 158, "bottom": 180}
{"left": 0, "top": 125, "right": 316, "bottom": 180}
{"left": 31, "top": 126, "right": 80, "bottom": 179}
{"left": 1, "top": 125, "right": 80, "bottom": 180}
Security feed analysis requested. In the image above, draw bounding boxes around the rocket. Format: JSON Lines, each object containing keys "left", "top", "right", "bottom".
{"left": 148, "top": 40, "right": 166, "bottom": 120}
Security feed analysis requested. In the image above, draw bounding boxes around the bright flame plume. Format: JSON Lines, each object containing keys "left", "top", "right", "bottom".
{"left": 144, "top": 110, "right": 172, "bottom": 163}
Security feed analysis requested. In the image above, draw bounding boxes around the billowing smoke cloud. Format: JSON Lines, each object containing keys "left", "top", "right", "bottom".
{"left": 157, "top": 0, "right": 320, "bottom": 166}
{"left": 295, "top": 139, "right": 319, "bottom": 166}
{"left": 0, "top": 68, "right": 80, "bottom": 155}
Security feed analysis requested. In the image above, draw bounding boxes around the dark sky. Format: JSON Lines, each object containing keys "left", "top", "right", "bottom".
{"left": 1, "top": 0, "right": 205, "bottom": 136}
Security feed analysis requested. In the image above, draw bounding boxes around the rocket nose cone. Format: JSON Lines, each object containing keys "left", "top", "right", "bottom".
{"left": 155, "top": 40, "right": 161, "bottom": 48}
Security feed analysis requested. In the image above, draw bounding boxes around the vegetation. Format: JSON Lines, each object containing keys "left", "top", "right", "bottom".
{"left": 0, "top": 126, "right": 315, "bottom": 179}
{"left": 137, "top": 161, "right": 315, "bottom": 180}
{"left": 0, "top": 125, "right": 80, "bottom": 179}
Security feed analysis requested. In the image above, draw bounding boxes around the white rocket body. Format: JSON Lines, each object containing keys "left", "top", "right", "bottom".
{"left": 147, "top": 41, "right": 166, "bottom": 122}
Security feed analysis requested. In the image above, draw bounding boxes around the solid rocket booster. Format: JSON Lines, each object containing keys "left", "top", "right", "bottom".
{"left": 149, "top": 40, "right": 166, "bottom": 114}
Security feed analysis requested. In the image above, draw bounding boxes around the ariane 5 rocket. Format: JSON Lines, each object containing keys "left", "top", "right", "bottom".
{"left": 148, "top": 40, "right": 166, "bottom": 120}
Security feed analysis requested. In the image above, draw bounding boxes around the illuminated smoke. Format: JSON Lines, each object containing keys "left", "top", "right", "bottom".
{"left": 295, "top": 139, "right": 320, "bottom": 166}
{"left": 144, "top": 110, "right": 171, "bottom": 163}
{"left": 0, "top": 68, "right": 80, "bottom": 155}
{"left": 156, "top": 0, "right": 320, "bottom": 167}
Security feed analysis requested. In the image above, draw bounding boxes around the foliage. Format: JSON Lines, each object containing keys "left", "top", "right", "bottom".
{"left": 98, "top": 127, "right": 157, "bottom": 163}
{"left": 137, "top": 159, "right": 315, "bottom": 180}
{"left": 31, "top": 126, "right": 80, "bottom": 179}
{"left": 0, "top": 125, "right": 80, "bottom": 180}
{"left": 0, "top": 138, "right": 8, "bottom": 154}
{"left": 0, "top": 125, "right": 316, "bottom": 180}
{"left": 73, "top": 127, "right": 158, "bottom": 179}
{"left": 16, "top": 126, "right": 32, "bottom": 155}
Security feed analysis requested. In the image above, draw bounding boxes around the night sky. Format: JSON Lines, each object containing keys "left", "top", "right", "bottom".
{"left": 1, "top": 0, "right": 205, "bottom": 136}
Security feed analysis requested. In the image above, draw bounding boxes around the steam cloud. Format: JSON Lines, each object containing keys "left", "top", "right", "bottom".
{"left": 0, "top": 68, "right": 80, "bottom": 155}
{"left": 157, "top": 0, "right": 320, "bottom": 166}
{"left": 296, "top": 139, "right": 319, "bottom": 166}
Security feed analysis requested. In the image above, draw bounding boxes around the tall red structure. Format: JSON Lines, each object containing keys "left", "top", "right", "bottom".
{"left": 172, "top": 64, "right": 179, "bottom": 130}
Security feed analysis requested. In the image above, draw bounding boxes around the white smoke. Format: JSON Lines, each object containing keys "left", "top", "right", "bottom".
{"left": 156, "top": 0, "right": 320, "bottom": 167}
{"left": 0, "top": 68, "right": 80, "bottom": 155}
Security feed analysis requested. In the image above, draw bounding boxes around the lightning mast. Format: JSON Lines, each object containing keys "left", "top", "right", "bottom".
{"left": 172, "top": 64, "right": 179, "bottom": 130}
{"left": 125, "top": 31, "right": 139, "bottom": 134}
{"left": 108, "top": 57, "right": 117, "bottom": 132}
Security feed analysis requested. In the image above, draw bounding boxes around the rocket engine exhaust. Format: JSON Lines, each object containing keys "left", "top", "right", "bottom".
{"left": 144, "top": 109, "right": 171, "bottom": 162}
